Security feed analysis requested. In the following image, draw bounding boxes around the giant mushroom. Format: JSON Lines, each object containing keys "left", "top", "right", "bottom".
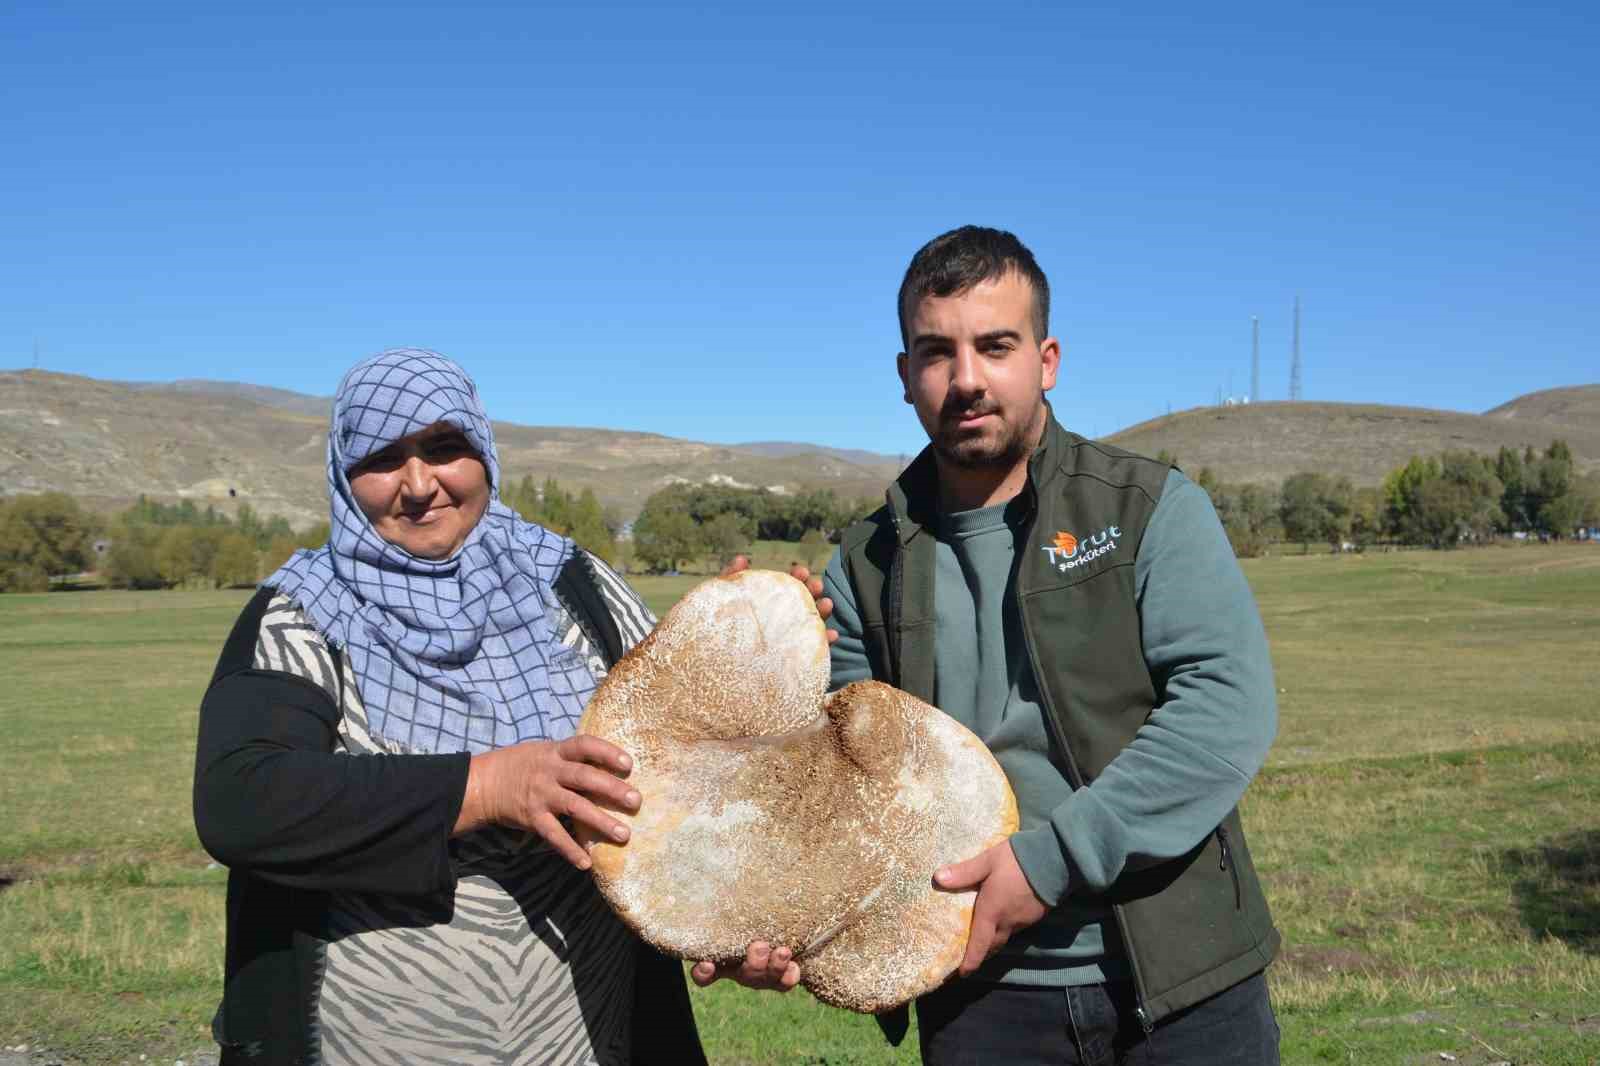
{"left": 577, "top": 570, "right": 1018, "bottom": 1013}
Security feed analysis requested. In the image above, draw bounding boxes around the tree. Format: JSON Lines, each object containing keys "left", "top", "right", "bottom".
{"left": 1526, "top": 440, "right": 1576, "bottom": 536}
{"left": 1436, "top": 451, "right": 1503, "bottom": 542}
{"left": 1410, "top": 478, "right": 1475, "bottom": 548}
{"left": 260, "top": 533, "right": 303, "bottom": 576}
{"left": 1381, "top": 451, "right": 1502, "bottom": 547}
{"left": 1279, "top": 473, "right": 1352, "bottom": 552}
{"left": 211, "top": 532, "right": 261, "bottom": 588}
{"left": 632, "top": 508, "right": 700, "bottom": 573}
{"left": 1539, "top": 493, "right": 1584, "bottom": 539}
{"left": 103, "top": 523, "right": 167, "bottom": 589}
{"left": 567, "top": 488, "right": 618, "bottom": 564}
{"left": 507, "top": 476, "right": 619, "bottom": 563}
{"left": 1348, "top": 487, "right": 1384, "bottom": 548}
{"left": 1578, "top": 473, "right": 1600, "bottom": 528}
{"left": 502, "top": 475, "right": 540, "bottom": 522}
{"left": 1495, "top": 446, "right": 1529, "bottom": 531}
{"left": 799, "top": 528, "right": 830, "bottom": 570}
{"left": 700, "top": 512, "right": 752, "bottom": 570}
{"left": 0, "top": 494, "right": 99, "bottom": 591}
{"left": 232, "top": 503, "right": 295, "bottom": 550}
{"left": 1381, "top": 455, "right": 1442, "bottom": 541}
{"left": 156, "top": 526, "right": 202, "bottom": 587}
{"left": 539, "top": 477, "right": 573, "bottom": 533}
{"left": 1207, "top": 481, "right": 1277, "bottom": 559}
{"left": 157, "top": 526, "right": 229, "bottom": 588}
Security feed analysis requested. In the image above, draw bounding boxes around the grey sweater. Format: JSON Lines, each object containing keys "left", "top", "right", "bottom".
{"left": 822, "top": 469, "right": 1277, "bottom": 986}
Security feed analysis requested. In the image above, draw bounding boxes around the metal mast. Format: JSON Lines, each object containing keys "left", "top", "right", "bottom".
{"left": 1250, "top": 316, "right": 1260, "bottom": 402}
{"left": 1289, "top": 295, "right": 1302, "bottom": 402}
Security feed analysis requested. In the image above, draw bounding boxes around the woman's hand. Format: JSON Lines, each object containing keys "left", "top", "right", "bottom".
{"left": 454, "top": 735, "right": 639, "bottom": 869}
{"left": 690, "top": 941, "right": 801, "bottom": 992}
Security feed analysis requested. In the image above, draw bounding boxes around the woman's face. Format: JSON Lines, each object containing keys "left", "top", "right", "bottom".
{"left": 348, "top": 421, "right": 491, "bottom": 559}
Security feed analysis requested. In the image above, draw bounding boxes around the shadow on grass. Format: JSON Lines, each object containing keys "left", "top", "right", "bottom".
{"left": 1499, "top": 828, "right": 1600, "bottom": 952}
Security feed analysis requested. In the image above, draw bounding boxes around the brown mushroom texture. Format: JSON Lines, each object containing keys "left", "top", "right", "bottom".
{"left": 577, "top": 570, "right": 1019, "bottom": 1013}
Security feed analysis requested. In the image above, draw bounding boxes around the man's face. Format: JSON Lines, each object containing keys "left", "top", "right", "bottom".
{"left": 897, "top": 271, "right": 1060, "bottom": 473}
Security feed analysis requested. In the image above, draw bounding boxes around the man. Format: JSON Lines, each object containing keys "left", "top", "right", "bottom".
{"left": 811, "top": 226, "right": 1281, "bottom": 1063}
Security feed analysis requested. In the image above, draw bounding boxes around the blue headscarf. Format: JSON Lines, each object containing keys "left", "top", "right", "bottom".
{"left": 267, "top": 348, "right": 598, "bottom": 754}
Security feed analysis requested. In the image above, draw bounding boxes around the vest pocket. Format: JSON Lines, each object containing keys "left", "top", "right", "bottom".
{"left": 1216, "top": 825, "right": 1242, "bottom": 910}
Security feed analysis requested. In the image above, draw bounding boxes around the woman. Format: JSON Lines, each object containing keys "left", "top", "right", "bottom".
{"left": 194, "top": 349, "right": 789, "bottom": 1066}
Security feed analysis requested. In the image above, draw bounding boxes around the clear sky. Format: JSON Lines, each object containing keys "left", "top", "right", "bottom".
{"left": 3, "top": 1, "right": 1595, "bottom": 456}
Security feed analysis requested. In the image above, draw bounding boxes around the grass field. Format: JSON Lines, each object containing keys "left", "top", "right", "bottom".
{"left": 1, "top": 543, "right": 1597, "bottom": 1064}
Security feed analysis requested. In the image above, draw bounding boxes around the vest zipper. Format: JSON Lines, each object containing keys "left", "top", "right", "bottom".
{"left": 887, "top": 515, "right": 905, "bottom": 688}
{"left": 1016, "top": 588, "right": 1158, "bottom": 1038}
{"left": 1217, "top": 825, "right": 1242, "bottom": 909}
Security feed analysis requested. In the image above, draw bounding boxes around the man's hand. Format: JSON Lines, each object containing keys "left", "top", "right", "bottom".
{"left": 719, "top": 557, "right": 837, "bottom": 645}
{"left": 690, "top": 941, "right": 801, "bottom": 992}
{"left": 787, "top": 564, "right": 838, "bottom": 645}
{"left": 935, "top": 841, "right": 1050, "bottom": 976}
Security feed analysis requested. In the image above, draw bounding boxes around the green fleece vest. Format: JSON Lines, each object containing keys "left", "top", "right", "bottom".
{"left": 836, "top": 416, "right": 1279, "bottom": 1027}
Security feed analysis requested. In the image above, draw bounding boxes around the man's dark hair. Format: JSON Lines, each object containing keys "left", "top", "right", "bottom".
{"left": 897, "top": 225, "right": 1051, "bottom": 348}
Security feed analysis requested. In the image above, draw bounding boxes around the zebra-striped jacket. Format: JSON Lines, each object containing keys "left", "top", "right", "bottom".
{"left": 194, "top": 551, "right": 704, "bottom": 1066}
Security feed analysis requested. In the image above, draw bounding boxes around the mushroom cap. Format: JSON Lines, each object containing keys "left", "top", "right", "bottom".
{"left": 578, "top": 570, "right": 1018, "bottom": 1013}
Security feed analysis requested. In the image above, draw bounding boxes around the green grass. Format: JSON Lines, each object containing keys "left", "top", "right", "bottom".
{"left": 2, "top": 544, "right": 1598, "bottom": 1063}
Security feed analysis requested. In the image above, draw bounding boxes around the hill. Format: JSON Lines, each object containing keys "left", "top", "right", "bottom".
{"left": 1106, "top": 390, "right": 1600, "bottom": 486}
{"left": 5, "top": 371, "right": 1594, "bottom": 526}
{"left": 731, "top": 441, "right": 906, "bottom": 468}
{"left": 0, "top": 370, "right": 900, "bottom": 528}
{"left": 116, "top": 379, "right": 332, "bottom": 418}
{"left": 1483, "top": 383, "right": 1600, "bottom": 430}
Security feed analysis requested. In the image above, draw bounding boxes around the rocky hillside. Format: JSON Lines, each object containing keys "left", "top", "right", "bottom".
{"left": 1106, "top": 390, "right": 1599, "bottom": 486}
{"left": 5, "top": 370, "right": 1594, "bottom": 527}
{"left": 0, "top": 370, "right": 902, "bottom": 528}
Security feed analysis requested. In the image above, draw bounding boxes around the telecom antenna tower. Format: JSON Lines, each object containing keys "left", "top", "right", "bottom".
{"left": 1289, "top": 296, "right": 1303, "bottom": 402}
{"left": 1250, "top": 316, "right": 1260, "bottom": 403}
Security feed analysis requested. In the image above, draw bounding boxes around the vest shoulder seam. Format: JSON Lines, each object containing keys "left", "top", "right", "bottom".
{"left": 1047, "top": 467, "right": 1163, "bottom": 506}
{"left": 1067, "top": 435, "right": 1167, "bottom": 468}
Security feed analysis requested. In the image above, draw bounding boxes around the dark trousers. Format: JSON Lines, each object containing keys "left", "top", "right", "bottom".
{"left": 916, "top": 972, "right": 1279, "bottom": 1066}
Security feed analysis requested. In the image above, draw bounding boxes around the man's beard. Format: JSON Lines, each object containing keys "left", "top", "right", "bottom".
{"left": 929, "top": 402, "right": 1039, "bottom": 471}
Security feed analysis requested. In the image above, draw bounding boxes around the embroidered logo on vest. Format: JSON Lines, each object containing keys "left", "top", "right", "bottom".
{"left": 1042, "top": 526, "right": 1121, "bottom": 571}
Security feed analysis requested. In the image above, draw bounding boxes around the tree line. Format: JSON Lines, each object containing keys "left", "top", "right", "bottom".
{"left": 0, "top": 477, "right": 880, "bottom": 591}
{"left": 629, "top": 483, "right": 877, "bottom": 573}
{"left": 0, "top": 494, "right": 333, "bottom": 592}
{"left": 1164, "top": 439, "right": 1599, "bottom": 556}
{"left": 6, "top": 443, "right": 1592, "bottom": 591}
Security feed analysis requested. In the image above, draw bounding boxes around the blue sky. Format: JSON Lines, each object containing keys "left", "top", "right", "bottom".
{"left": 3, "top": 1, "right": 1595, "bottom": 456}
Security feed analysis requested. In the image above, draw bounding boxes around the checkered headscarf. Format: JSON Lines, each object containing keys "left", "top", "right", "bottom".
{"left": 266, "top": 348, "right": 598, "bottom": 754}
